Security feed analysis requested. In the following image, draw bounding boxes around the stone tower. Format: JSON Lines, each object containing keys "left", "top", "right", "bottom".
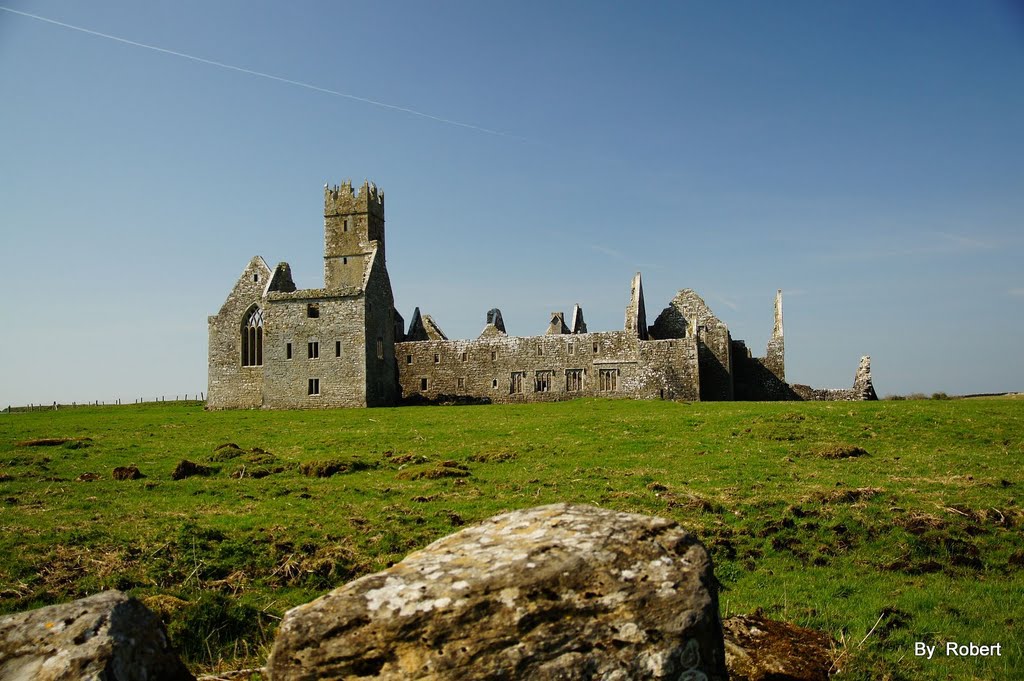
{"left": 324, "top": 181, "right": 385, "bottom": 290}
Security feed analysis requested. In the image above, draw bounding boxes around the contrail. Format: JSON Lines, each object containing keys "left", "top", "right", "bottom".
{"left": 0, "top": 6, "right": 525, "bottom": 140}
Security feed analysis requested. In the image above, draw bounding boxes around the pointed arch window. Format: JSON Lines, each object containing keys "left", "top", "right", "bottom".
{"left": 241, "top": 306, "right": 264, "bottom": 367}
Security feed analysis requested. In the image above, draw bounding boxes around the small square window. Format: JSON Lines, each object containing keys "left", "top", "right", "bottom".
{"left": 308, "top": 378, "right": 320, "bottom": 395}
{"left": 286, "top": 342, "right": 292, "bottom": 360}
{"left": 307, "top": 304, "right": 319, "bottom": 318}
{"left": 308, "top": 341, "right": 319, "bottom": 359}
{"left": 406, "top": 354, "right": 413, "bottom": 364}
{"left": 335, "top": 340, "right": 341, "bottom": 357}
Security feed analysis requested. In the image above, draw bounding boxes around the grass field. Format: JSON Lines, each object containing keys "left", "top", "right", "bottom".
{"left": 1, "top": 398, "right": 1021, "bottom": 679}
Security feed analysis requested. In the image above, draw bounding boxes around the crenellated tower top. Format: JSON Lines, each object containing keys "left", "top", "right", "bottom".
{"left": 323, "top": 179, "right": 386, "bottom": 289}
{"left": 324, "top": 180, "right": 384, "bottom": 219}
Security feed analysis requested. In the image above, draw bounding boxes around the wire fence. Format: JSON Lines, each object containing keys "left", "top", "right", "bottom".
{"left": 4, "top": 394, "right": 206, "bottom": 413}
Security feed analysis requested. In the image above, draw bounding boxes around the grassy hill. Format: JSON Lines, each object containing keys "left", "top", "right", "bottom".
{"left": 1, "top": 398, "right": 1021, "bottom": 679}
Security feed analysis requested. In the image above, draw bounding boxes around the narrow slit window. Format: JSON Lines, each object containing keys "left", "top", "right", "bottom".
{"left": 286, "top": 342, "right": 292, "bottom": 360}
{"left": 377, "top": 337, "right": 384, "bottom": 360}
{"left": 434, "top": 353, "right": 440, "bottom": 364}
{"left": 335, "top": 340, "right": 341, "bottom": 357}
{"left": 420, "top": 378, "right": 428, "bottom": 391}
{"left": 406, "top": 354, "right": 413, "bottom": 364}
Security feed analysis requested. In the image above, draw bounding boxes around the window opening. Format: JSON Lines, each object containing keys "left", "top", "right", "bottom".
{"left": 457, "top": 377, "right": 466, "bottom": 390}
{"left": 308, "top": 378, "right": 320, "bottom": 395}
{"left": 307, "top": 304, "right": 319, "bottom": 318}
{"left": 286, "top": 342, "right": 292, "bottom": 360}
{"left": 335, "top": 340, "right": 341, "bottom": 357}
{"left": 599, "top": 368, "right": 619, "bottom": 391}
{"left": 308, "top": 341, "right": 319, "bottom": 359}
{"left": 420, "top": 378, "right": 428, "bottom": 391}
{"left": 535, "top": 370, "right": 552, "bottom": 392}
{"left": 377, "top": 337, "right": 384, "bottom": 360}
{"left": 241, "top": 307, "right": 264, "bottom": 367}
{"left": 510, "top": 372, "right": 525, "bottom": 394}
{"left": 566, "top": 369, "right": 583, "bottom": 392}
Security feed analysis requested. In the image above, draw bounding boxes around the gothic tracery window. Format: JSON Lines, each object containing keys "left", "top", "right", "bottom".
{"left": 241, "top": 306, "right": 264, "bottom": 367}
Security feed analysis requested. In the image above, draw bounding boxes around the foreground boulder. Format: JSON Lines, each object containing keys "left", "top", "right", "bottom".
{"left": 268, "top": 503, "right": 726, "bottom": 680}
{"left": 0, "top": 590, "right": 194, "bottom": 681}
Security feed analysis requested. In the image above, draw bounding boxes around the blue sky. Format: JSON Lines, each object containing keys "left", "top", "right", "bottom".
{"left": 1, "top": 1, "right": 1022, "bottom": 406}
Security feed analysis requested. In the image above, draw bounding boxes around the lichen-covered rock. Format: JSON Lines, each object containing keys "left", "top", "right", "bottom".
{"left": 0, "top": 590, "right": 194, "bottom": 680}
{"left": 723, "top": 614, "right": 837, "bottom": 681}
{"left": 268, "top": 503, "right": 726, "bottom": 680}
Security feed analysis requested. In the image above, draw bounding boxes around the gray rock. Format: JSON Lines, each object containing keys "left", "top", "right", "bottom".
{"left": 0, "top": 590, "right": 194, "bottom": 681}
{"left": 268, "top": 503, "right": 726, "bottom": 680}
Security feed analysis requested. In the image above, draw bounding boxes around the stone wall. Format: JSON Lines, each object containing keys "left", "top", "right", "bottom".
{"left": 207, "top": 257, "right": 272, "bottom": 409}
{"left": 261, "top": 290, "right": 369, "bottom": 409}
{"left": 396, "top": 331, "right": 700, "bottom": 404}
{"left": 651, "top": 289, "right": 734, "bottom": 401}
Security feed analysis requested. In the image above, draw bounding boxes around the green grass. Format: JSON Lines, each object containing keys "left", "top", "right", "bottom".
{"left": 1, "top": 398, "right": 1022, "bottom": 678}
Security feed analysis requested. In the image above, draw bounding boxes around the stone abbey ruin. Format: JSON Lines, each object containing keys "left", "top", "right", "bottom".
{"left": 208, "top": 180, "right": 876, "bottom": 409}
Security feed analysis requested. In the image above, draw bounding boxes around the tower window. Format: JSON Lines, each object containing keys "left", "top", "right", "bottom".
{"left": 241, "top": 306, "right": 263, "bottom": 367}
{"left": 307, "top": 304, "right": 319, "bottom": 318}
{"left": 461, "top": 352, "right": 467, "bottom": 362}
{"left": 434, "top": 353, "right": 440, "bottom": 364}
{"left": 335, "top": 340, "right": 341, "bottom": 357}
{"left": 593, "top": 342, "right": 599, "bottom": 354}
{"left": 286, "top": 342, "right": 292, "bottom": 360}
{"left": 308, "top": 341, "right": 319, "bottom": 359}
{"left": 253, "top": 274, "right": 259, "bottom": 282}
{"left": 308, "top": 378, "right": 320, "bottom": 395}
{"left": 407, "top": 354, "right": 413, "bottom": 364}
{"left": 342, "top": 257, "right": 348, "bottom": 265}
{"left": 567, "top": 343, "right": 574, "bottom": 355}
{"left": 343, "top": 218, "right": 349, "bottom": 233}
{"left": 538, "top": 346, "right": 544, "bottom": 356}
{"left": 377, "top": 337, "right": 384, "bottom": 360}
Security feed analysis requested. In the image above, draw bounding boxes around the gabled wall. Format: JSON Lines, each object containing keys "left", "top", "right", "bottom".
{"left": 207, "top": 257, "right": 272, "bottom": 409}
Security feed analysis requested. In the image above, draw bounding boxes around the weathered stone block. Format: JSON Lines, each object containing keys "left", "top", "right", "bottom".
{"left": 0, "top": 590, "right": 194, "bottom": 680}
{"left": 268, "top": 503, "right": 727, "bottom": 680}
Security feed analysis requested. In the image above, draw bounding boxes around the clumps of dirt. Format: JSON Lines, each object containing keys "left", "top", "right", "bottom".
{"left": 813, "top": 444, "right": 870, "bottom": 459}
{"left": 722, "top": 613, "right": 836, "bottom": 681}
{"left": 396, "top": 461, "right": 471, "bottom": 480}
{"left": 809, "top": 487, "right": 883, "bottom": 504}
{"left": 112, "top": 466, "right": 143, "bottom": 481}
{"left": 383, "top": 451, "right": 430, "bottom": 466}
{"left": 467, "top": 451, "right": 517, "bottom": 463}
{"left": 0, "top": 473, "right": 13, "bottom": 482}
{"left": 894, "top": 512, "right": 947, "bottom": 535}
{"left": 299, "top": 459, "right": 374, "bottom": 478}
{"left": 646, "top": 482, "right": 669, "bottom": 492}
{"left": 171, "top": 460, "right": 213, "bottom": 480}
{"left": 269, "top": 541, "right": 367, "bottom": 587}
{"left": 16, "top": 437, "right": 93, "bottom": 447}
{"left": 75, "top": 472, "right": 101, "bottom": 482}
{"left": 141, "top": 594, "right": 189, "bottom": 624}
{"left": 661, "top": 490, "right": 724, "bottom": 514}
{"left": 942, "top": 504, "right": 1020, "bottom": 528}
{"left": 230, "top": 463, "right": 289, "bottom": 479}
{"left": 1008, "top": 550, "right": 1024, "bottom": 570}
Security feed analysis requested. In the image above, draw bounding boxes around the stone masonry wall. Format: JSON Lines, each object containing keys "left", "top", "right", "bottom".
{"left": 363, "top": 248, "right": 399, "bottom": 407}
{"left": 396, "top": 331, "right": 699, "bottom": 404}
{"left": 207, "top": 257, "right": 272, "bottom": 409}
{"left": 261, "top": 291, "right": 369, "bottom": 408}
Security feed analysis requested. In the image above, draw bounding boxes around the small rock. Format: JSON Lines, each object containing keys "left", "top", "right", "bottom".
{"left": 0, "top": 590, "right": 194, "bottom": 680}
